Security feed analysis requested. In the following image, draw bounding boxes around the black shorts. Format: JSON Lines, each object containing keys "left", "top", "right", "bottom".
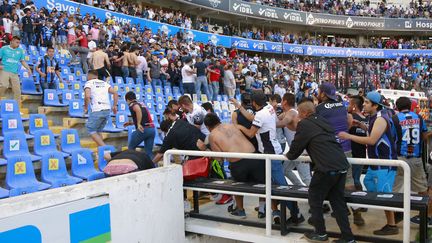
{"left": 229, "top": 158, "right": 265, "bottom": 184}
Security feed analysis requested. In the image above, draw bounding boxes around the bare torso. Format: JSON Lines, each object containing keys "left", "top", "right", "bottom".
{"left": 209, "top": 124, "right": 255, "bottom": 162}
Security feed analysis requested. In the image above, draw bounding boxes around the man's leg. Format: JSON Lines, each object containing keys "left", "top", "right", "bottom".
{"left": 79, "top": 48, "right": 89, "bottom": 73}
{"left": 195, "top": 76, "right": 202, "bottom": 99}
{"left": 308, "top": 171, "right": 332, "bottom": 236}
{"left": 128, "top": 130, "right": 146, "bottom": 150}
{"left": 10, "top": 73, "right": 22, "bottom": 109}
{"left": 208, "top": 81, "right": 213, "bottom": 102}
{"left": 212, "top": 82, "right": 219, "bottom": 101}
{"left": 283, "top": 161, "right": 303, "bottom": 185}
{"left": 0, "top": 71, "right": 10, "bottom": 100}
{"left": 297, "top": 162, "right": 312, "bottom": 186}
{"left": 91, "top": 133, "right": 106, "bottom": 147}
{"left": 327, "top": 173, "right": 355, "bottom": 241}
{"left": 143, "top": 127, "right": 156, "bottom": 160}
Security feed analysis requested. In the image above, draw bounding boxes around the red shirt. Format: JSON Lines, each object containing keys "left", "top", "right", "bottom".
{"left": 209, "top": 68, "right": 221, "bottom": 82}
{"left": 78, "top": 33, "right": 88, "bottom": 48}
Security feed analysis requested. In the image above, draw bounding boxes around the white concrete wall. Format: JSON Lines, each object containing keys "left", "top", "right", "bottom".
{"left": 0, "top": 165, "right": 185, "bottom": 243}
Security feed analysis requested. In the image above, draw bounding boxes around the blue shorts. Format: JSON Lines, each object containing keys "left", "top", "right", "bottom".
{"left": 57, "top": 35, "right": 67, "bottom": 44}
{"left": 86, "top": 110, "right": 110, "bottom": 134}
{"left": 364, "top": 168, "right": 396, "bottom": 193}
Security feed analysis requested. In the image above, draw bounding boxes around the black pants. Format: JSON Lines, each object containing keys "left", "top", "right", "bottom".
{"left": 309, "top": 171, "right": 354, "bottom": 240}
{"left": 96, "top": 67, "right": 110, "bottom": 80}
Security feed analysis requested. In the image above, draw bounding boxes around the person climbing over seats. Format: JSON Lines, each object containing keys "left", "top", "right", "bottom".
{"left": 203, "top": 112, "right": 265, "bottom": 218}
{"left": 103, "top": 150, "right": 155, "bottom": 176}
{"left": 287, "top": 100, "right": 356, "bottom": 243}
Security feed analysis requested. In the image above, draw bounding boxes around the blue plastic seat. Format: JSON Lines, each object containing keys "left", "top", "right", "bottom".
{"left": 44, "top": 89, "right": 67, "bottom": 107}
{"left": 21, "top": 78, "right": 42, "bottom": 95}
{"left": 80, "top": 75, "right": 87, "bottom": 83}
{"left": 221, "top": 109, "right": 230, "bottom": 120}
{"left": 155, "top": 94, "right": 164, "bottom": 103}
{"left": 117, "top": 100, "right": 130, "bottom": 116}
{"left": 112, "top": 83, "right": 124, "bottom": 93}
{"left": 6, "top": 155, "right": 51, "bottom": 196}
{"left": 68, "top": 99, "right": 88, "bottom": 118}
{"left": 3, "top": 132, "right": 41, "bottom": 161}
{"left": 164, "top": 85, "right": 172, "bottom": 95}
{"left": 61, "top": 89, "right": 74, "bottom": 105}
{"left": 71, "top": 149, "right": 105, "bottom": 181}
{"left": 155, "top": 102, "right": 166, "bottom": 115}
{"left": 1, "top": 113, "right": 33, "bottom": 139}
{"left": 0, "top": 158, "right": 6, "bottom": 166}
{"left": 61, "top": 129, "right": 82, "bottom": 155}
{"left": 145, "top": 93, "right": 153, "bottom": 101}
{"left": 222, "top": 95, "right": 229, "bottom": 102}
{"left": 145, "top": 99, "right": 155, "bottom": 111}
{"left": 125, "top": 77, "right": 134, "bottom": 84}
{"left": 103, "top": 118, "right": 123, "bottom": 133}
{"left": 144, "top": 85, "right": 154, "bottom": 94}
{"left": 0, "top": 99, "right": 21, "bottom": 120}
{"left": 216, "top": 95, "right": 222, "bottom": 102}
{"left": 34, "top": 130, "right": 69, "bottom": 158}
{"left": 165, "top": 94, "right": 174, "bottom": 103}
{"left": 173, "top": 87, "right": 180, "bottom": 96}
{"left": 28, "top": 114, "right": 54, "bottom": 136}
{"left": 41, "top": 152, "right": 82, "bottom": 188}
{"left": 115, "top": 112, "right": 128, "bottom": 129}
{"left": 114, "top": 76, "right": 123, "bottom": 84}
{"left": 70, "top": 81, "right": 82, "bottom": 93}
{"left": 135, "top": 84, "right": 143, "bottom": 94}
{"left": 154, "top": 85, "right": 163, "bottom": 95}
{"left": 61, "top": 67, "right": 70, "bottom": 75}
{"left": 124, "top": 84, "right": 134, "bottom": 93}
{"left": 150, "top": 112, "right": 160, "bottom": 128}
{"left": 74, "top": 67, "right": 84, "bottom": 77}
{"left": 154, "top": 129, "right": 163, "bottom": 145}
{"left": 97, "top": 145, "right": 116, "bottom": 171}
{"left": 0, "top": 187, "right": 9, "bottom": 198}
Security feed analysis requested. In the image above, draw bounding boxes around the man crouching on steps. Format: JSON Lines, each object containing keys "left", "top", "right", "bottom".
{"left": 286, "top": 100, "right": 356, "bottom": 243}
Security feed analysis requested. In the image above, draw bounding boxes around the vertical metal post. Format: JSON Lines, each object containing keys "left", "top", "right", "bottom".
{"left": 265, "top": 158, "right": 272, "bottom": 236}
{"left": 402, "top": 162, "right": 411, "bottom": 243}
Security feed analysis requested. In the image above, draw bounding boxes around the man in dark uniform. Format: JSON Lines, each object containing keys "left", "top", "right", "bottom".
{"left": 287, "top": 100, "right": 355, "bottom": 243}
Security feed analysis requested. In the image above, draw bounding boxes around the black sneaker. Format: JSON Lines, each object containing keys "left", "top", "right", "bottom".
{"left": 395, "top": 212, "right": 403, "bottom": 224}
{"left": 373, "top": 224, "right": 399, "bottom": 235}
{"left": 307, "top": 217, "right": 314, "bottom": 226}
{"left": 353, "top": 211, "right": 365, "bottom": 226}
{"left": 332, "top": 239, "right": 357, "bottom": 243}
{"left": 287, "top": 214, "right": 305, "bottom": 226}
{"left": 303, "top": 232, "right": 329, "bottom": 242}
{"left": 258, "top": 211, "right": 265, "bottom": 219}
{"left": 272, "top": 210, "right": 281, "bottom": 224}
{"left": 230, "top": 208, "right": 246, "bottom": 219}
{"left": 410, "top": 215, "right": 432, "bottom": 225}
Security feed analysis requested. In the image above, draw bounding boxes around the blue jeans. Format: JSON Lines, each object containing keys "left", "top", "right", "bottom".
{"left": 151, "top": 78, "right": 162, "bottom": 93}
{"left": 128, "top": 127, "right": 156, "bottom": 159}
{"left": 195, "top": 76, "right": 211, "bottom": 101}
{"left": 183, "top": 83, "right": 195, "bottom": 95}
{"left": 121, "top": 66, "right": 129, "bottom": 78}
{"left": 210, "top": 82, "right": 219, "bottom": 101}
{"left": 86, "top": 110, "right": 110, "bottom": 135}
{"left": 272, "top": 160, "right": 299, "bottom": 217}
{"left": 22, "top": 32, "right": 33, "bottom": 48}
{"left": 351, "top": 164, "right": 363, "bottom": 188}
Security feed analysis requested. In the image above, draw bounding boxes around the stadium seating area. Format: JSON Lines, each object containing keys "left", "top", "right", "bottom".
{"left": 0, "top": 43, "right": 238, "bottom": 199}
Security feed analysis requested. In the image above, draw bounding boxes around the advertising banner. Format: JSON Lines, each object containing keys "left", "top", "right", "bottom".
{"left": 183, "top": 0, "right": 229, "bottom": 11}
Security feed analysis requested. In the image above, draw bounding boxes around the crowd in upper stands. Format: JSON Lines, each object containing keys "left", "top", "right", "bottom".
{"left": 246, "top": 0, "right": 432, "bottom": 18}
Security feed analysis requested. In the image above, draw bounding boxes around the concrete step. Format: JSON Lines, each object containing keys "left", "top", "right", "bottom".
{"left": 38, "top": 106, "right": 68, "bottom": 126}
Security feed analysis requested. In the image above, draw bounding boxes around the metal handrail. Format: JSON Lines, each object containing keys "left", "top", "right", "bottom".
{"left": 163, "top": 150, "right": 411, "bottom": 243}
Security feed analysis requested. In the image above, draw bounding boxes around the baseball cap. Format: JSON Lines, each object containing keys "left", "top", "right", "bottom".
{"left": 319, "top": 82, "right": 337, "bottom": 101}
{"left": 366, "top": 91, "right": 385, "bottom": 106}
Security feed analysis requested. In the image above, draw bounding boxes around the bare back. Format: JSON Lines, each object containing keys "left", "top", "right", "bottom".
{"left": 209, "top": 124, "right": 255, "bottom": 162}
{"left": 122, "top": 52, "right": 130, "bottom": 66}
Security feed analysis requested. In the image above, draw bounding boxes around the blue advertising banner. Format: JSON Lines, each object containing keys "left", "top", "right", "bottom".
{"left": 36, "top": 0, "right": 432, "bottom": 59}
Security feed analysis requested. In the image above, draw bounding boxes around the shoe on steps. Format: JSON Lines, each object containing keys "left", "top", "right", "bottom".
{"left": 287, "top": 214, "right": 305, "bottom": 226}
{"left": 272, "top": 210, "right": 281, "bottom": 224}
{"left": 373, "top": 224, "right": 399, "bottom": 235}
{"left": 230, "top": 208, "right": 246, "bottom": 219}
{"left": 216, "top": 194, "right": 233, "bottom": 205}
{"left": 332, "top": 239, "right": 357, "bottom": 243}
{"left": 303, "top": 232, "right": 328, "bottom": 242}
{"left": 353, "top": 211, "right": 365, "bottom": 226}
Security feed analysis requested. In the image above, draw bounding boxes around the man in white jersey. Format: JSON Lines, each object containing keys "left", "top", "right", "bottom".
{"left": 84, "top": 70, "right": 118, "bottom": 146}
{"left": 178, "top": 95, "right": 210, "bottom": 136}
{"left": 277, "top": 93, "right": 311, "bottom": 186}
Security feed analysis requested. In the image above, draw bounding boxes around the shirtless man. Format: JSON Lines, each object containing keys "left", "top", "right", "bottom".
{"left": 203, "top": 113, "right": 265, "bottom": 218}
{"left": 121, "top": 45, "right": 130, "bottom": 77}
{"left": 127, "top": 45, "right": 139, "bottom": 80}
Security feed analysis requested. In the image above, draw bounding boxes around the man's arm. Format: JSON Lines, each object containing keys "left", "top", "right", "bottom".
{"left": 108, "top": 87, "right": 118, "bottom": 114}
{"left": 339, "top": 117, "right": 387, "bottom": 145}
{"left": 20, "top": 60, "right": 32, "bottom": 74}
{"left": 132, "top": 104, "right": 144, "bottom": 132}
{"left": 276, "top": 112, "right": 292, "bottom": 128}
{"left": 230, "top": 98, "right": 254, "bottom": 121}
{"left": 236, "top": 124, "right": 259, "bottom": 139}
{"left": 286, "top": 121, "right": 310, "bottom": 160}
{"left": 84, "top": 88, "right": 91, "bottom": 114}
{"left": 152, "top": 152, "right": 163, "bottom": 164}
{"left": 347, "top": 113, "right": 353, "bottom": 129}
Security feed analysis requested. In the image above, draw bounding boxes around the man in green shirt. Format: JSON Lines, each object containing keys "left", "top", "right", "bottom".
{"left": 0, "top": 36, "right": 33, "bottom": 108}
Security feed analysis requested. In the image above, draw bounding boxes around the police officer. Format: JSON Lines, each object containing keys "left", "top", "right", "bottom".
{"left": 287, "top": 100, "right": 355, "bottom": 243}
{"left": 392, "top": 97, "right": 431, "bottom": 225}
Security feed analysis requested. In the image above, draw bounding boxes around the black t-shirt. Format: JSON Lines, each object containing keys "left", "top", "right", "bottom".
{"left": 159, "top": 119, "right": 206, "bottom": 153}
{"left": 195, "top": 62, "right": 207, "bottom": 77}
{"left": 129, "top": 101, "right": 154, "bottom": 129}
{"left": 109, "top": 150, "right": 155, "bottom": 170}
{"left": 349, "top": 113, "right": 367, "bottom": 158}
{"left": 21, "top": 16, "right": 33, "bottom": 33}
{"left": 235, "top": 106, "right": 258, "bottom": 151}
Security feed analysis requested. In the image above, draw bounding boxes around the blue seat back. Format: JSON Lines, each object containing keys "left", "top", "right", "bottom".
{"left": 61, "top": 129, "right": 81, "bottom": 152}
{"left": 71, "top": 149, "right": 96, "bottom": 173}
{"left": 69, "top": 99, "right": 84, "bottom": 116}
{"left": 154, "top": 85, "right": 163, "bottom": 95}
{"left": 21, "top": 78, "right": 39, "bottom": 93}
{"left": 150, "top": 112, "right": 160, "bottom": 128}
{"left": 115, "top": 76, "right": 123, "bottom": 84}
{"left": 155, "top": 94, "right": 164, "bottom": 103}
{"left": 221, "top": 109, "right": 230, "bottom": 120}
{"left": 2, "top": 113, "right": 25, "bottom": 136}
{"left": 173, "top": 87, "right": 180, "bottom": 95}
{"left": 71, "top": 81, "right": 82, "bottom": 91}
{"left": 124, "top": 84, "right": 133, "bottom": 93}
{"left": 41, "top": 152, "right": 69, "bottom": 179}
{"left": 98, "top": 145, "right": 116, "bottom": 171}
{"left": 144, "top": 85, "right": 153, "bottom": 94}
{"left": 6, "top": 156, "right": 38, "bottom": 189}
{"left": 118, "top": 100, "right": 129, "bottom": 114}
{"left": 74, "top": 68, "right": 84, "bottom": 77}
{"left": 112, "top": 83, "right": 124, "bottom": 93}
{"left": 164, "top": 85, "right": 172, "bottom": 95}
{"left": 34, "top": 130, "right": 57, "bottom": 155}
{"left": 0, "top": 99, "right": 19, "bottom": 118}
{"left": 165, "top": 94, "right": 173, "bottom": 103}
{"left": 43, "top": 89, "right": 61, "bottom": 105}
{"left": 62, "top": 89, "right": 74, "bottom": 105}
{"left": 135, "top": 85, "right": 143, "bottom": 94}
{"left": 155, "top": 102, "right": 165, "bottom": 114}
{"left": 3, "top": 132, "right": 30, "bottom": 158}
{"left": 61, "top": 67, "right": 70, "bottom": 75}
{"left": 125, "top": 77, "right": 134, "bottom": 84}
{"left": 116, "top": 112, "right": 128, "bottom": 128}
{"left": 29, "top": 114, "right": 49, "bottom": 135}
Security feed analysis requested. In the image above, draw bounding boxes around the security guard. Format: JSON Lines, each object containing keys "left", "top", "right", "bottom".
{"left": 287, "top": 100, "right": 355, "bottom": 243}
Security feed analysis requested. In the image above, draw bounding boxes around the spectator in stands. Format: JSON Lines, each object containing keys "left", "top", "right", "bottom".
{"left": 0, "top": 26, "right": 11, "bottom": 48}
{"left": 339, "top": 91, "right": 399, "bottom": 235}
{"left": 195, "top": 57, "right": 211, "bottom": 101}
{"left": 121, "top": 44, "right": 130, "bottom": 78}
{"left": 127, "top": 45, "right": 139, "bottom": 81}
{"left": 136, "top": 50, "right": 147, "bottom": 82}
{"left": 41, "top": 21, "right": 55, "bottom": 47}
{"left": 147, "top": 53, "right": 162, "bottom": 90}
{"left": 0, "top": 36, "right": 32, "bottom": 108}
{"left": 223, "top": 64, "right": 236, "bottom": 99}
{"left": 236, "top": 91, "right": 302, "bottom": 224}
{"left": 178, "top": 95, "right": 210, "bottom": 136}
{"left": 90, "top": 43, "right": 111, "bottom": 80}
{"left": 36, "top": 46, "right": 61, "bottom": 92}
{"left": 70, "top": 26, "right": 89, "bottom": 73}
{"left": 124, "top": 91, "right": 156, "bottom": 159}
{"left": 152, "top": 115, "right": 206, "bottom": 164}
{"left": 2, "top": 13, "right": 12, "bottom": 38}
{"left": 208, "top": 61, "right": 221, "bottom": 101}
{"left": 20, "top": 9, "right": 33, "bottom": 48}
{"left": 181, "top": 56, "right": 196, "bottom": 95}
{"left": 287, "top": 100, "right": 355, "bottom": 243}
{"left": 167, "top": 61, "right": 181, "bottom": 90}
{"left": 203, "top": 113, "right": 264, "bottom": 218}
{"left": 103, "top": 150, "right": 155, "bottom": 176}
{"left": 55, "top": 16, "right": 67, "bottom": 50}
{"left": 84, "top": 70, "right": 118, "bottom": 146}
{"left": 231, "top": 93, "right": 258, "bottom": 150}
{"left": 11, "top": 14, "right": 20, "bottom": 38}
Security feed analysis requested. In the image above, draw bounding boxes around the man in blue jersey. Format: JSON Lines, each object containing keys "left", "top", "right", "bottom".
{"left": 391, "top": 97, "right": 431, "bottom": 225}
{"left": 339, "top": 91, "right": 399, "bottom": 235}
{"left": 0, "top": 36, "right": 33, "bottom": 108}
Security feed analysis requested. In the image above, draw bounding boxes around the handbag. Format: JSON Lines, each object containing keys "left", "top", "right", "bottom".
{"left": 182, "top": 157, "right": 210, "bottom": 181}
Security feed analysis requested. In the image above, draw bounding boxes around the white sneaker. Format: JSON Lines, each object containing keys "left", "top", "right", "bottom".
{"left": 184, "top": 200, "right": 191, "bottom": 213}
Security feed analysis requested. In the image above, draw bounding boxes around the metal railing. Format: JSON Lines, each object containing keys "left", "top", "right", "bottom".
{"left": 163, "top": 150, "right": 411, "bottom": 243}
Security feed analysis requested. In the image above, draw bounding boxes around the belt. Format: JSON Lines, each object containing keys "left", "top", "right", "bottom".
{"left": 327, "top": 170, "right": 347, "bottom": 176}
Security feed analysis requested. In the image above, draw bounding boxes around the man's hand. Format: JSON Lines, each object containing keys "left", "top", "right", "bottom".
{"left": 338, "top": 132, "right": 351, "bottom": 140}
{"left": 112, "top": 106, "right": 118, "bottom": 115}
{"left": 84, "top": 106, "right": 88, "bottom": 114}
{"left": 123, "top": 121, "right": 131, "bottom": 127}
{"left": 229, "top": 98, "right": 241, "bottom": 109}
{"left": 196, "top": 139, "right": 207, "bottom": 151}
{"left": 137, "top": 124, "right": 144, "bottom": 132}
{"left": 147, "top": 77, "right": 152, "bottom": 83}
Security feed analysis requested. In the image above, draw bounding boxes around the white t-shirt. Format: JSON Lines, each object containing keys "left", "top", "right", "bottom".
{"left": 3, "top": 18, "right": 12, "bottom": 34}
{"left": 67, "top": 22, "right": 75, "bottom": 35}
{"left": 185, "top": 103, "right": 209, "bottom": 136}
{"left": 181, "top": 64, "right": 195, "bottom": 83}
{"left": 136, "top": 56, "right": 147, "bottom": 73}
{"left": 252, "top": 104, "right": 282, "bottom": 154}
{"left": 84, "top": 79, "right": 111, "bottom": 112}
{"left": 87, "top": 40, "right": 97, "bottom": 58}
